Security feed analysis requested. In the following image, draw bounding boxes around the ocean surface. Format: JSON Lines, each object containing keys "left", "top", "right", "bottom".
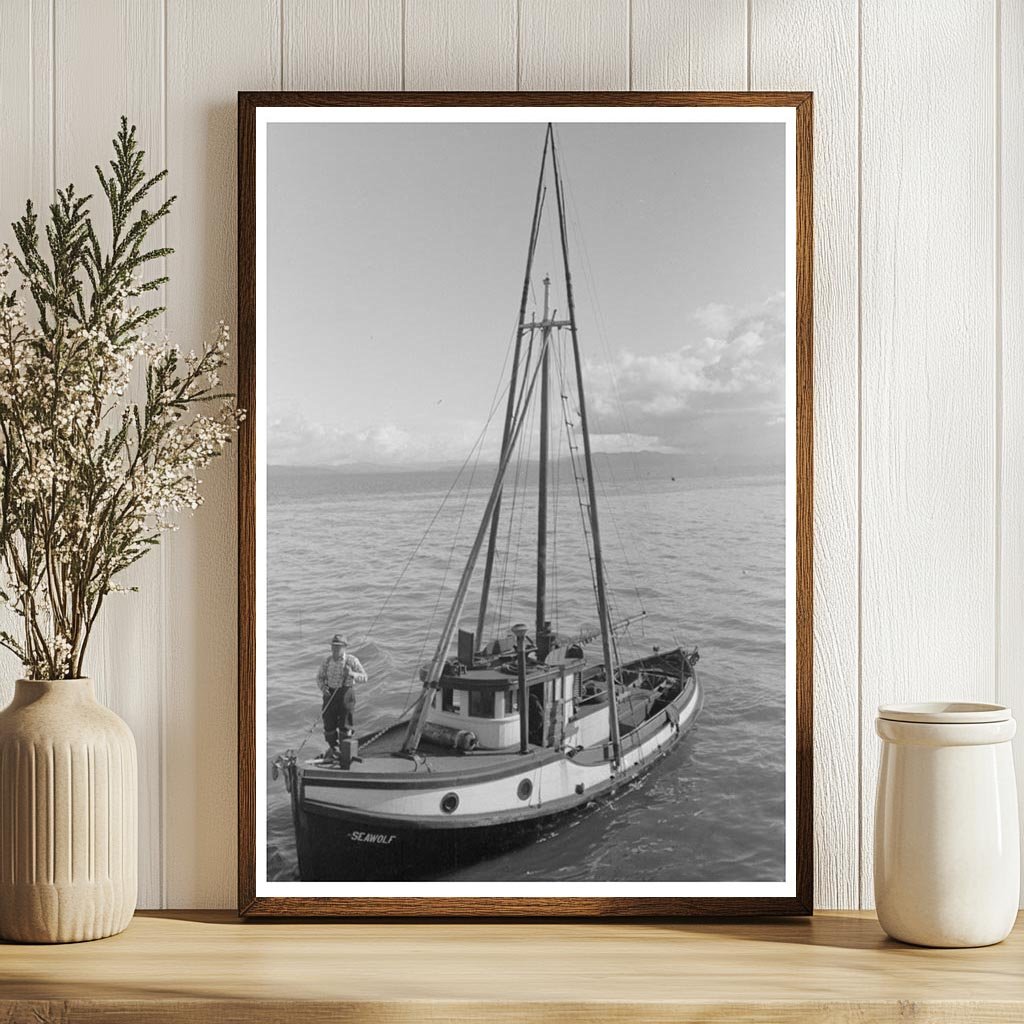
{"left": 266, "top": 462, "right": 787, "bottom": 883}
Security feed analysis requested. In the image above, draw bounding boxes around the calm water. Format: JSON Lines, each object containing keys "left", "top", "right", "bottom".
{"left": 266, "top": 464, "right": 786, "bottom": 882}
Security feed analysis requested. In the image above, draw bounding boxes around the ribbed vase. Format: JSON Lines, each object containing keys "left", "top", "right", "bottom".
{"left": 0, "top": 678, "right": 137, "bottom": 943}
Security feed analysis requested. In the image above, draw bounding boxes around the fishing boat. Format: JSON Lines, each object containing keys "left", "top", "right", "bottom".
{"left": 273, "top": 124, "right": 703, "bottom": 882}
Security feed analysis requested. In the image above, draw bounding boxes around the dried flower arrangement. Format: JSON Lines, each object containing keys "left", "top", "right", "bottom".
{"left": 0, "top": 118, "right": 241, "bottom": 679}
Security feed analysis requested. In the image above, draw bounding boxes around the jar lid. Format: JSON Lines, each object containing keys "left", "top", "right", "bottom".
{"left": 877, "top": 701, "right": 1011, "bottom": 724}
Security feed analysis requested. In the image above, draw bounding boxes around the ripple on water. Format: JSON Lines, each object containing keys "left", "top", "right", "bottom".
{"left": 266, "top": 469, "right": 787, "bottom": 883}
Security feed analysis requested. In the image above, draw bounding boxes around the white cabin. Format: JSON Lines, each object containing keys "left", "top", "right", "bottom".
{"left": 427, "top": 658, "right": 610, "bottom": 752}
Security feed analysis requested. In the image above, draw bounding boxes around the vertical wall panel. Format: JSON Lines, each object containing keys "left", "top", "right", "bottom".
{"left": 1000, "top": 0, "right": 1024, "bottom": 902}
{"left": 0, "top": 0, "right": 51, "bottom": 229}
{"left": 0, "top": 0, "right": 1015, "bottom": 912}
{"left": 164, "top": 0, "right": 280, "bottom": 908}
{"left": 404, "top": 0, "right": 516, "bottom": 89}
{"left": 631, "top": 0, "right": 746, "bottom": 90}
{"left": 52, "top": 0, "right": 166, "bottom": 909}
{"left": 0, "top": 0, "right": 53, "bottom": 697}
{"left": 519, "top": 0, "right": 628, "bottom": 90}
{"left": 751, "top": 0, "right": 860, "bottom": 910}
{"left": 860, "top": 1, "right": 997, "bottom": 908}
{"left": 284, "top": 0, "right": 402, "bottom": 90}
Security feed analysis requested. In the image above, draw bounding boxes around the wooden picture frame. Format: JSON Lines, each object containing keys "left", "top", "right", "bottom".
{"left": 238, "top": 91, "right": 813, "bottom": 917}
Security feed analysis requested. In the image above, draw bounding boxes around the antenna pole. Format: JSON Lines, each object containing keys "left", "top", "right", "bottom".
{"left": 476, "top": 124, "right": 552, "bottom": 643}
{"left": 535, "top": 275, "right": 551, "bottom": 660}
{"left": 550, "top": 127, "right": 622, "bottom": 768}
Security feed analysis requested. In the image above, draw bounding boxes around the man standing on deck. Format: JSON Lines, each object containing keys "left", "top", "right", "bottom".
{"left": 317, "top": 634, "right": 367, "bottom": 761}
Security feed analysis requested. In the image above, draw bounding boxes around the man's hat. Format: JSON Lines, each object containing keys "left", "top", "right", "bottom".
{"left": 330, "top": 633, "right": 349, "bottom": 646}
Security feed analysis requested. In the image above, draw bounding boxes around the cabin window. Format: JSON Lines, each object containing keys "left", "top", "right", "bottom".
{"left": 442, "top": 688, "right": 462, "bottom": 714}
{"left": 506, "top": 689, "right": 519, "bottom": 714}
{"left": 468, "top": 690, "right": 495, "bottom": 719}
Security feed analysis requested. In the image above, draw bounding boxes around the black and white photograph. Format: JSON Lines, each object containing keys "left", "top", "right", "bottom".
{"left": 251, "top": 102, "right": 803, "bottom": 904}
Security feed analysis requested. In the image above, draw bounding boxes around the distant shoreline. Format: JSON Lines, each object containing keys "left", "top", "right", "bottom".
{"left": 267, "top": 450, "right": 785, "bottom": 480}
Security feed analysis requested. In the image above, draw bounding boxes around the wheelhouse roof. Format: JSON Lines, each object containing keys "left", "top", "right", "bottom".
{"left": 438, "top": 656, "right": 586, "bottom": 690}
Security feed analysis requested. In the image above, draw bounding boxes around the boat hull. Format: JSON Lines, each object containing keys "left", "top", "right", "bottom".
{"left": 295, "top": 802, "right": 560, "bottom": 881}
{"left": 289, "top": 669, "right": 702, "bottom": 882}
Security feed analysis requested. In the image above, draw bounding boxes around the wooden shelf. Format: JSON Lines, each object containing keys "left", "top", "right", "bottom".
{"left": 2, "top": 910, "right": 1022, "bottom": 1022}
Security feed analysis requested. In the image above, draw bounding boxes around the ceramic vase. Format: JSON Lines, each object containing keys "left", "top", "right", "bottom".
{"left": 0, "top": 678, "right": 137, "bottom": 943}
{"left": 874, "top": 702, "right": 1019, "bottom": 948}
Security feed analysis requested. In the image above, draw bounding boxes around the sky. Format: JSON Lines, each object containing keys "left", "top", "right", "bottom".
{"left": 267, "top": 120, "right": 786, "bottom": 469}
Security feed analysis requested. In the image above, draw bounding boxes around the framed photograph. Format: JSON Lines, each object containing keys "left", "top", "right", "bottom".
{"left": 238, "top": 91, "right": 812, "bottom": 916}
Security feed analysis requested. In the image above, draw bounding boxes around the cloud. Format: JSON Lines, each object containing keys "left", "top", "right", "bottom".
{"left": 268, "top": 415, "right": 499, "bottom": 467}
{"left": 584, "top": 293, "right": 785, "bottom": 455}
{"left": 270, "top": 294, "right": 786, "bottom": 468}
{"left": 588, "top": 432, "right": 680, "bottom": 454}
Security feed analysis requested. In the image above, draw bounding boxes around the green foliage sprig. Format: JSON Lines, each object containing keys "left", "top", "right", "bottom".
{"left": 0, "top": 118, "right": 241, "bottom": 679}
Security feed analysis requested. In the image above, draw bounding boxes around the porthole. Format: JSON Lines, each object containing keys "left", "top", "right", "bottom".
{"left": 517, "top": 778, "right": 533, "bottom": 801}
{"left": 440, "top": 791, "right": 459, "bottom": 814}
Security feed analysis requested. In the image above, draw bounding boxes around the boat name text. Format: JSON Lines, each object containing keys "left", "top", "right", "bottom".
{"left": 348, "top": 830, "right": 397, "bottom": 845}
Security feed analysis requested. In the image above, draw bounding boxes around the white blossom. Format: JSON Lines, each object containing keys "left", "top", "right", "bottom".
{"left": 0, "top": 242, "right": 241, "bottom": 679}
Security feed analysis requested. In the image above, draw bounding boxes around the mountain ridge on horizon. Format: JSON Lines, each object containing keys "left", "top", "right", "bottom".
{"left": 267, "top": 449, "right": 784, "bottom": 478}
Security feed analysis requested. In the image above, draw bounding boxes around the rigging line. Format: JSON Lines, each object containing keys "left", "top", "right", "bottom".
{"left": 548, "top": 125, "right": 626, "bottom": 745}
{"left": 359, "top": 317, "right": 519, "bottom": 650}
{"left": 544, "top": 202, "right": 561, "bottom": 296}
{"left": 592, "top": 443, "right": 682, "bottom": 651}
{"left": 325, "top": 405, "right": 500, "bottom": 725}
{"left": 410, "top": 459, "right": 481, "bottom": 710}
{"left": 584, "top": 474, "right": 623, "bottom": 668}
{"left": 324, "top": 432, "right": 498, "bottom": 718}
{"left": 559, "top": 146, "right": 651, "bottom": 501}
{"left": 567, "top": 200, "right": 661, "bottom": 544}
{"left": 358, "top": 307, "right": 524, "bottom": 679}
{"left": 361, "top": 674, "right": 428, "bottom": 745}
{"left": 505, "top": 375, "right": 538, "bottom": 634}
{"left": 494, "top": 324, "right": 546, "bottom": 638}
{"left": 477, "top": 154, "right": 549, "bottom": 644}
{"left": 567, "top": 424, "right": 619, "bottom": 660}
{"left": 494, "top": 382, "right": 535, "bottom": 639}
{"left": 291, "top": 272, "right": 528, "bottom": 754}
{"left": 559, "top": 144, "right": 683, "bottom": 651}
{"left": 400, "top": 325, "right": 561, "bottom": 732}
{"left": 360, "top": 370, "right": 514, "bottom": 647}
{"left": 498, "top": 433, "right": 522, "bottom": 635}
{"left": 492, "top": 401, "right": 520, "bottom": 636}
{"left": 557, "top": 335, "right": 589, "bottom": 626}
{"left": 511, "top": 325, "right": 536, "bottom": 435}
{"left": 416, "top": 390, "right": 493, "bottom": 670}
{"left": 555, "top": 341, "right": 601, "bottom": 626}
{"left": 297, "top": 367, "right": 516, "bottom": 752}
{"left": 593, "top": 452, "right": 645, "bottom": 614}
{"left": 555, "top": 347, "right": 592, "bottom": 588}
{"left": 493, "top": 398, "right": 524, "bottom": 638}
{"left": 567, "top": 186, "right": 644, "bottom": 488}
{"left": 505, "top": 330, "right": 544, "bottom": 632}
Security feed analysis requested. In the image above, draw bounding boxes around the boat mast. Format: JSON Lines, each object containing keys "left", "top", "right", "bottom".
{"left": 535, "top": 275, "right": 552, "bottom": 659}
{"left": 550, "top": 128, "right": 622, "bottom": 768}
{"left": 476, "top": 125, "right": 552, "bottom": 644}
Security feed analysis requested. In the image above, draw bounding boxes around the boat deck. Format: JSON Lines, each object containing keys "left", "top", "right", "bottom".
{"left": 301, "top": 681, "right": 663, "bottom": 779}
{"left": 303, "top": 723, "right": 541, "bottom": 777}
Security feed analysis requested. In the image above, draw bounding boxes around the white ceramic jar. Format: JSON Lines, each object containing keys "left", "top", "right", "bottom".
{"left": 874, "top": 702, "right": 1019, "bottom": 947}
